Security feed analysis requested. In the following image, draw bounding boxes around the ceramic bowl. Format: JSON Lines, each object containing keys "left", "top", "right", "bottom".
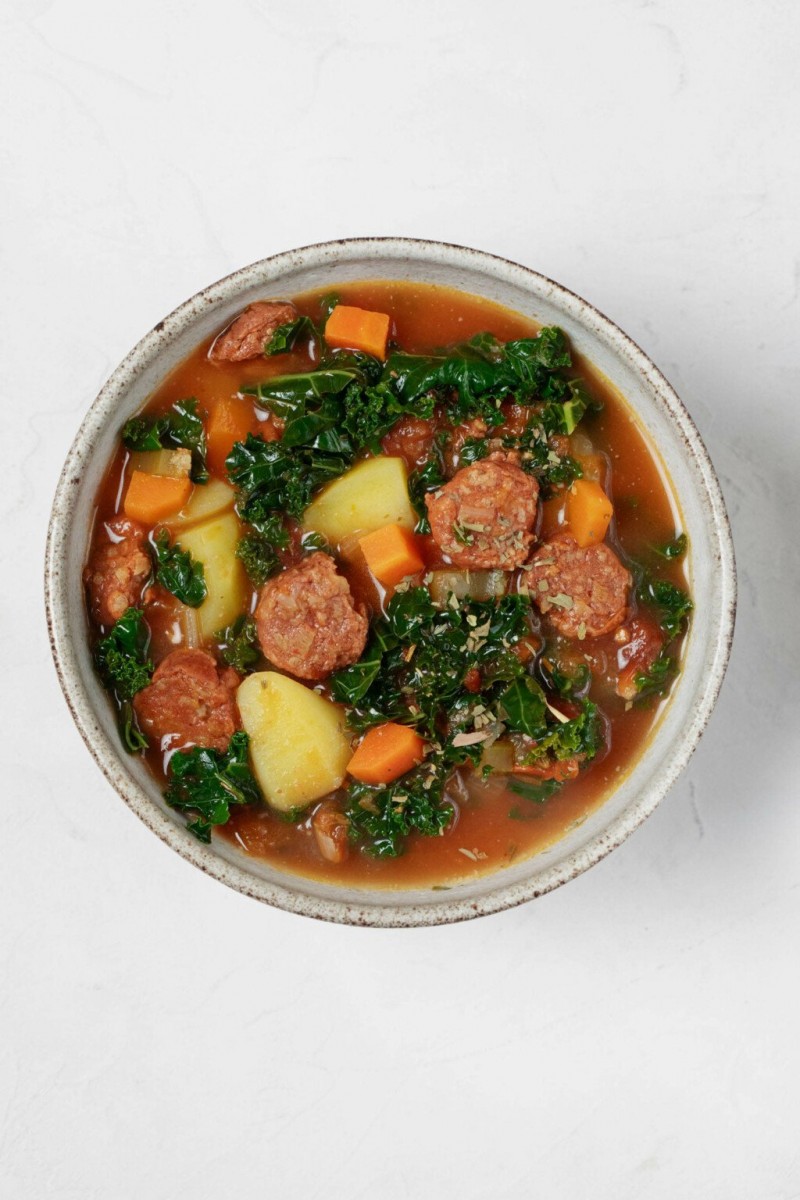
{"left": 45, "top": 238, "right": 736, "bottom": 926}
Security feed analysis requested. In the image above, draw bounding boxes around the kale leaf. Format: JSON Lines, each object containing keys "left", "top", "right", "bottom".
{"left": 407, "top": 433, "right": 447, "bottom": 533}
{"left": 95, "top": 607, "right": 153, "bottom": 754}
{"left": 652, "top": 533, "right": 688, "bottom": 561}
{"left": 340, "top": 379, "right": 427, "bottom": 454}
{"left": 265, "top": 315, "right": 317, "bottom": 356}
{"left": 545, "top": 701, "right": 602, "bottom": 761}
{"left": 226, "top": 432, "right": 352, "bottom": 530}
{"left": 634, "top": 651, "right": 675, "bottom": 698}
{"left": 498, "top": 677, "right": 549, "bottom": 738}
{"left": 538, "top": 657, "right": 592, "bottom": 698}
{"left": 639, "top": 576, "right": 693, "bottom": 638}
{"left": 164, "top": 732, "right": 261, "bottom": 843}
{"left": 95, "top": 607, "right": 153, "bottom": 700}
{"left": 385, "top": 327, "right": 574, "bottom": 420}
{"left": 333, "top": 589, "right": 534, "bottom": 741}
{"left": 323, "top": 349, "right": 384, "bottom": 384}
{"left": 329, "top": 631, "right": 387, "bottom": 707}
{"left": 235, "top": 531, "right": 283, "bottom": 586}
{"left": 248, "top": 359, "right": 426, "bottom": 459}
{"left": 122, "top": 398, "right": 208, "bottom": 484}
{"left": 319, "top": 292, "right": 341, "bottom": 320}
{"left": 300, "top": 531, "right": 334, "bottom": 555}
{"left": 152, "top": 530, "right": 207, "bottom": 607}
{"left": 344, "top": 743, "right": 473, "bottom": 858}
{"left": 508, "top": 777, "right": 562, "bottom": 805}
{"left": 216, "top": 615, "right": 261, "bottom": 673}
{"left": 246, "top": 369, "right": 357, "bottom": 418}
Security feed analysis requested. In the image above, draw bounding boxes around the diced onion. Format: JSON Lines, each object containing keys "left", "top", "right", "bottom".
{"left": 570, "top": 432, "right": 595, "bottom": 457}
{"left": 479, "top": 740, "right": 515, "bottom": 772}
{"left": 129, "top": 448, "right": 192, "bottom": 479}
{"left": 428, "top": 569, "right": 508, "bottom": 604}
{"left": 180, "top": 605, "right": 202, "bottom": 648}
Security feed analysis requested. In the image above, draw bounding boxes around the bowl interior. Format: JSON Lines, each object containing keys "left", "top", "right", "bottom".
{"left": 46, "top": 239, "right": 735, "bottom": 925}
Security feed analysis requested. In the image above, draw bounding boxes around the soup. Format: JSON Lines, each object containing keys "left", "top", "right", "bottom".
{"left": 85, "top": 281, "right": 691, "bottom": 888}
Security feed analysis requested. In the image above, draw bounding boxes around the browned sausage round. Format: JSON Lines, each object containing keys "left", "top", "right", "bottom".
{"left": 255, "top": 552, "right": 368, "bottom": 681}
{"left": 133, "top": 649, "right": 240, "bottom": 752}
{"left": 527, "top": 533, "right": 631, "bottom": 638}
{"left": 380, "top": 415, "right": 436, "bottom": 468}
{"left": 425, "top": 451, "right": 539, "bottom": 569}
{"left": 209, "top": 300, "right": 298, "bottom": 362}
{"left": 84, "top": 517, "right": 152, "bottom": 628}
{"left": 312, "top": 802, "right": 350, "bottom": 864}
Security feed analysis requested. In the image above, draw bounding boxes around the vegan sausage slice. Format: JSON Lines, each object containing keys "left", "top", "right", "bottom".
{"left": 209, "top": 300, "right": 298, "bottom": 362}
{"left": 133, "top": 648, "right": 240, "bottom": 752}
{"left": 527, "top": 533, "right": 631, "bottom": 638}
{"left": 84, "top": 517, "right": 152, "bottom": 628}
{"left": 425, "top": 451, "right": 539, "bottom": 569}
{"left": 255, "top": 552, "right": 368, "bottom": 681}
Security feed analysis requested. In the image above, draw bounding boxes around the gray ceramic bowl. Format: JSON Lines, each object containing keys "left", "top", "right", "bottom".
{"left": 45, "top": 238, "right": 736, "bottom": 926}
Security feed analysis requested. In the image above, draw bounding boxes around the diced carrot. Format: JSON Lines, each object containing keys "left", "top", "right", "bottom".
{"left": 358, "top": 523, "right": 425, "bottom": 588}
{"left": 123, "top": 471, "right": 192, "bottom": 524}
{"left": 206, "top": 396, "right": 262, "bottom": 476}
{"left": 347, "top": 722, "right": 427, "bottom": 785}
{"left": 565, "top": 479, "right": 614, "bottom": 548}
{"left": 325, "top": 304, "right": 391, "bottom": 360}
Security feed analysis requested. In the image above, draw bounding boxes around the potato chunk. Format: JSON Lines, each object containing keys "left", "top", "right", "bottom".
{"left": 169, "top": 478, "right": 235, "bottom": 528}
{"left": 176, "top": 510, "right": 245, "bottom": 640}
{"left": 302, "top": 456, "right": 416, "bottom": 544}
{"left": 237, "top": 673, "right": 352, "bottom": 812}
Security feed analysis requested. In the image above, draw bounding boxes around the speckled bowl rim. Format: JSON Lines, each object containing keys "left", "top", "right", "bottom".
{"left": 45, "top": 237, "right": 736, "bottom": 927}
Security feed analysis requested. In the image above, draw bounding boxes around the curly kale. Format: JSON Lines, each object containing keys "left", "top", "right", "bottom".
{"left": 634, "top": 650, "right": 675, "bottom": 699}
{"left": 122, "top": 398, "right": 208, "bottom": 483}
{"left": 331, "top": 587, "right": 603, "bottom": 857}
{"left": 641, "top": 577, "right": 693, "bottom": 639}
{"left": 235, "top": 530, "right": 283, "bottom": 586}
{"left": 151, "top": 530, "right": 207, "bottom": 607}
{"left": 265, "top": 316, "right": 317, "bottom": 356}
{"left": 95, "top": 608, "right": 153, "bottom": 753}
{"left": 216, "top": 615, "right": 261, "bottom": 674}
{"left": 164, "top": 732, "right": 261, "bottom": 843}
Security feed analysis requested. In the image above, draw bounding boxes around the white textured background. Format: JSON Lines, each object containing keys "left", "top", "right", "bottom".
{"left": 2, "top": 1, "right": 799, "bottom": 1196}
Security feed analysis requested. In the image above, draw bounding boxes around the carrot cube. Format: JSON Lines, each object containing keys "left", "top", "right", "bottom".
{"left": 325, "top": 304, "right": 391, "bottom": 360}
{"left": 565, "top": 479, "right": 614, "bottom": 548}
{"left": 206, "top": 396, "right": 262, "bottom": 476}
{"left": 358, "top": 523, "right": 425, "bottom": 588}
{"left": 347, "top": 722, "right": 427, "bottom": 785}
{"left": 123, "top": 471, "right": 192, "bottom": 524}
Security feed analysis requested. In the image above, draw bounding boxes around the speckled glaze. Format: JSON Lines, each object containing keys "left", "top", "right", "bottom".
{"left": 44, "top": 238, "right": 736, "bottom": 927}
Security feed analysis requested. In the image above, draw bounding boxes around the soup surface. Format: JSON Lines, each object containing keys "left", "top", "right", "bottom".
{"left": 85, "top": 281, "right": 691, "bottom": 888}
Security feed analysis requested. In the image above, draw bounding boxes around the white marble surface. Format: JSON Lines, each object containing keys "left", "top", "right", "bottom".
{"left": 2, "top": 1, "right": 799, "bottom": 1195}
